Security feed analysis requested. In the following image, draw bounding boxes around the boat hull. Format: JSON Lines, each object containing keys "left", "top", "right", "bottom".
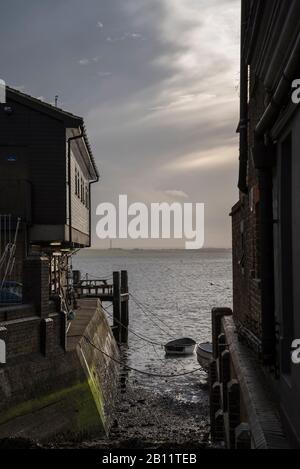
{"left": 196, "top": 342, "right": 213, "bottom": 371}
{"left": 164, "top": 338, "right": 196, "bottom": 356}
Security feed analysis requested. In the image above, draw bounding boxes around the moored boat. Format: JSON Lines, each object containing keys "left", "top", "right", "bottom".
{"left": 196, "top": 342, "right": 213, "bottom": 371}
{"left": 164, "top": 338, "right": 196, "bottom": 356}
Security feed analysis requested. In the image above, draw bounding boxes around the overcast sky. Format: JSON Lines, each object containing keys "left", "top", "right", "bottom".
{"left": 1, "top": 0, "right": 240, "bottom": 249}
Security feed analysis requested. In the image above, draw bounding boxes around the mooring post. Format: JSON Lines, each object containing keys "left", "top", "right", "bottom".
{"left": 120, "top": 270, "right": 129, "bottom": 344}
{"left": 113, "top": 271, "right": 121, "bottom": 343}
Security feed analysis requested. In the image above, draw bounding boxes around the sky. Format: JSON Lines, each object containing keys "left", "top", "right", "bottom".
{"left": 0, "top": 0, "right": 240, "bottom": 249}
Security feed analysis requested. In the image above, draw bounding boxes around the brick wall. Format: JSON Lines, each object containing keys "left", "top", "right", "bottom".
{"left": 232, "top": 73, "right": 266, "bottom": 350}
{"left": 0, "top": 256, "right": 66, "bottom": 361}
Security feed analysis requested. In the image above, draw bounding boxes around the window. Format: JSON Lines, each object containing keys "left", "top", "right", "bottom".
{"left": 75, "top": 168, "right": 78, "bottom": 196}
{"left": 75, "top": 167, "right": 89, "bottom": 207}
{"left": 77, "top": 170, "right": 80, "bottom": 197}
{"left": 81, "top": 177, "right": 84, "bottom": 203}
{"left": 85, "top": 185, "right": 89, "bottom": 209}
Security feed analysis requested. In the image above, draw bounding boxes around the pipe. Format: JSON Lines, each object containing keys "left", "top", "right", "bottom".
{"left": 256, "top": 30, "right": 300, "bottom": 137}
{"left": 88, "top": 174, "right": 99, "bottom": 247}
{"left": 238, "top": 0, "right": 249, "bottom": 194}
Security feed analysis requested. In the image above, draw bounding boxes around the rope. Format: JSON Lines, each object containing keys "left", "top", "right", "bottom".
{"left": 129, "top": 294, "right": 189, "bottom": 370}
{"left": 102, "top": 304, "right": 187, "bottom": 372}
{"left": 101, "top": 304, "right": 164, "bottom": 347}
{"left": 129, "top": 293, "right": 177, "bottom": 340}
{"left": 69, "top": 334, "right": 202, "bottom": 379}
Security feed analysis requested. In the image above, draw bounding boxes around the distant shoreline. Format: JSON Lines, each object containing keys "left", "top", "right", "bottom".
{"left": 76, "top": 247, "right": 232, "bottom": 255}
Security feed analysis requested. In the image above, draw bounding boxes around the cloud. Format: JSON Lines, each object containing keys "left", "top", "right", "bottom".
{"left": 78, "top": 58, "right": 90, "bottom": 65}
{"left": 85, "top": 0, "right": 240, "bottom": 247}
{"left": 164, "top": 190, "right": 189, "bottom": 199}
{"left": 165, "top": 146, "right": 237, "bottom": 172}
{"left": 97, "top": 71, "right": 112, "bottom": 78}
{"left": 12, "top": 84, "right": 26, "bottom": 92}
{"left": 106, "top": 32, "right": 144, "bottom": 43}
{"left": 97, "top": 21, "right": 104, "bottom": 29}
{"left": 78, "top": 56, "right": 100, "bottom": 66}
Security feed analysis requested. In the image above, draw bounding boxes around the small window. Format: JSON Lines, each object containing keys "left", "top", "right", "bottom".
{"left": 75, "top": 169, "right": 78, "bottom": 196}
{"left": 81, "top": 177, "right": 84, "bottom": 203}
{"left": 85, "top": 186, "right": 89, "bottom": 209}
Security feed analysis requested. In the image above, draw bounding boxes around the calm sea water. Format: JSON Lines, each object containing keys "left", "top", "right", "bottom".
{"left": 73, "top": 249, "right": 232, "bottom": 403}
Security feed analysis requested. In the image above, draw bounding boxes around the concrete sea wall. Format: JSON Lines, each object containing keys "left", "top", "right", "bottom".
{"left": 0, "top": 299, "right": 119, "bottom": 441}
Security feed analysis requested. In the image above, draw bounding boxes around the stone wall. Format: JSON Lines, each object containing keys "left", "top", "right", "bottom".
{"left": 209, "top": 308, "right": 289, "bottom": 449}
{"left": 0, "top": 299, "right": 119, "bottom": 441}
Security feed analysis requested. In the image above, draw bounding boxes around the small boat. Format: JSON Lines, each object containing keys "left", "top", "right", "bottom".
{"left": 196, "top": 342, "right": 213, "bottom": 371}
{"left": 164, "top": 338, "right": 196, "bottom": 356}
{"left": 0, "top": 281, "right": 22, "bottom": 305}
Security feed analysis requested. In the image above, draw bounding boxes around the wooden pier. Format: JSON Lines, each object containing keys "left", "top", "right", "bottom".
{"left": 73, "top": 270, "right": 129, "bottom": 345}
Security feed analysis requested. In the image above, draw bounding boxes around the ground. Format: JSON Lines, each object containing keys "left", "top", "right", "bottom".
{"left": 0, "top": 349, "right": 211, "bottom": 451}
{"left": 47, "top": 377, "right": 210, "bottom": 450}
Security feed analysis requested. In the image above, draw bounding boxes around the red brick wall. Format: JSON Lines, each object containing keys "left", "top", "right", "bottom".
{"left": 232, "top": 73, "right": 266, "bottom": 349}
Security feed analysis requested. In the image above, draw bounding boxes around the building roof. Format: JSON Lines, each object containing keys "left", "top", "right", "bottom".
{"left": 6, "top": 87, "right": 99, "bottom": 179}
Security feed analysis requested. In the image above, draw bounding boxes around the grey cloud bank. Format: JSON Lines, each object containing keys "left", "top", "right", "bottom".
{"left": 0, "top": 0, "right": 240, "bottom": 248}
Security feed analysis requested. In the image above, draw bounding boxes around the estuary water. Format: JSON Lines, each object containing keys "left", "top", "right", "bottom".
{"left": 73, "top": 249, "right": 232, "bottom": 405}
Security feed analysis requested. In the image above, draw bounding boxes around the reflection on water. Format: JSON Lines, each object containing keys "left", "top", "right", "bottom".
{"left": 73, "top": 249, "right": 232, "bottom": 403}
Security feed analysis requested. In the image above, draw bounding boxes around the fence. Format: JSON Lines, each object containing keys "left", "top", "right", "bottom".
{"left": 0, "top": 215, "right": 23, "bottom": 305}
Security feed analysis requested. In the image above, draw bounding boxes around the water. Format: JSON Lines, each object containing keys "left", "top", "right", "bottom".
{"left": 73, "top": 249, "right": 232, "bottom": 404}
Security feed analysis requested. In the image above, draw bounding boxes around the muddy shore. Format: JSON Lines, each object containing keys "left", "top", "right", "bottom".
{"left": 50, "top": 377, "right": 210, "bottom": 450}
{"left": 0, "top": 375, "right": 211, "bottom": 450}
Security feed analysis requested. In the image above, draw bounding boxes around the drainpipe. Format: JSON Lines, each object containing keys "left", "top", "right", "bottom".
{"left": 88, "top": 174, "right": 99, "bottom": 247}
{"left": 238, "top": 0, "right": 249, "bottom": 194}
{"left": 67, "top": 131, "right": 84, "bottom": 246}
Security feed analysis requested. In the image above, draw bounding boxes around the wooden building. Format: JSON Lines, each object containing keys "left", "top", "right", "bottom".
{"left": 0, "top": 87, "right": 99, "bottom": 250}
{"left": 210, "top": 0, "right": 300, "bottom": 449}
{"left": 0, "top": 90, "right": 119, "bottom": 441}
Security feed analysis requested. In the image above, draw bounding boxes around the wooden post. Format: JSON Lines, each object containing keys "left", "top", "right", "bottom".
{"left": 23, "top": 256, "right": 50, "bottom": 318}
{"left": 113, "top": 271, "right": 121, "bottom": 343}
{"left": 211, "top": 382, "right": 223, "bottom": 442}
{"left": 212, "top": 308, "right": 232, "bottom": 359}
{"left": 120, "top": 270, "right": 129, "bottom": 344}
{"left": 227, "top": 380, "right": 241, "bottom": 448}
{"left": 235, "top": 423, "right": 252, "bottom": 449}
{"left": 221, "top": 350, "right": 231, "bottom": 412}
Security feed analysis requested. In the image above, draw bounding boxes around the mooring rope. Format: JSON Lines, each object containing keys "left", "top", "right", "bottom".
{"left": 69, "top": 334, "right": 202, "bottom": 379}
{"left": 101, "top": 304, "right": 164, "bottom": 347}
{"left": 129, "top": 293, "right": 178, "bottom": 340}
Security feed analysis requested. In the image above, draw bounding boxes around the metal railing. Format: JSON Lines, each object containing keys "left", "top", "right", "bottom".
{"left": 0, "top": 215, "right": 22, "bottom": 305}
{"left": 74, "top": 279, "right": 113, "bottom": 299}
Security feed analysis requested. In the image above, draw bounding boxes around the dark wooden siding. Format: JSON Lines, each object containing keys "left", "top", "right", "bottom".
{"left": 0, "top": 99, "right": 66, "bottom": 226}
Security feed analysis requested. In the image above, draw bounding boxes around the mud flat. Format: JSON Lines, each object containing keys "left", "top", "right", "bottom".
{"left": 0, "top": 371, "right": 210, "bottom": 450}
{"left": 47, "top": 375, "right": 210, "bottom": 450}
